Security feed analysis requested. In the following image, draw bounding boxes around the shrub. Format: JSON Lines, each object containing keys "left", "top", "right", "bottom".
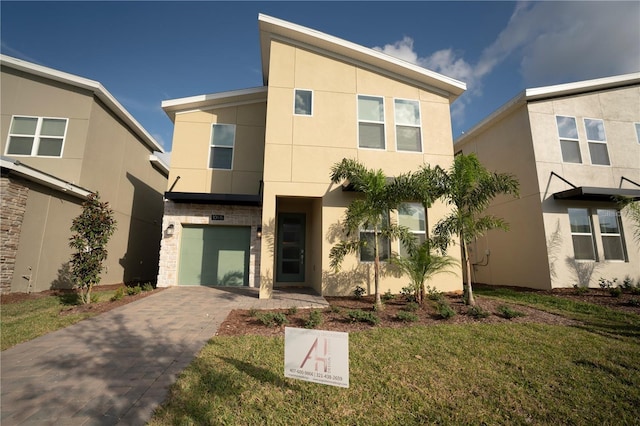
{"left": 497, "top": 304, "right": 526, "bottom": 319}
{"left": 126, "top": 285, "right": 142, "bottom": 296}
{"left": 631, "top": 287, "right": 640, "bottom": 296}
{"left": 90, "top": 293, "right": 100, "bottom": 304}
{"left": 621, "top": 276, "right": 635, "bottom": 289}
{"left": 400, "top": 285, "right": 417, "bottom": 303}
{"left": 610, "top": 287, "right": 623, "bottom": 298}
{"left": 327, "top": 305, "right": 341, "bottom": 314}
{"left": 257, "top": 312, "right": 288, "bottom": 327}
{"left": 353, "top": 285, "right": 366, "bottom": 299}
{"left": 287, "top": 306, "right": 298, "bottom": 315}
{"left": 573, "top": 284, "right": 589, "bottom": 295}
{"left": 382, "top": 289, "right": 395, "bottom": 301}
{"left": 396, "top": 311, "right": 419, "bottom": 322}
{"left": 305, "top": 310, "right": 323, "bottom": 329}
{"left": 468, "top": 305, "right": 490, "bottom": 319}
{"left": 347, "top": 309, "right": 379, "bottom": 325}
{"left": 627, "top": 298, "right": 640, "bottom": 307}
{"left": 248, "top": 308, "right": 259, "bottom": 317}
{"left": 598, "top": 277, "right": 618, "bottom": 290}
{"left": 404, "top": 302, "right": 419, "bottom": 312}
{"left": 110, "top": 287, "right": 125, "bottom": 301}
{"left": 142, "top": 282, "right": 154, "bottom": 292}
{"left": 436, "top": 301, "right": 455, "bottom": 319}
{"left": 425, "top": 285, "right": 444, "bottom": 302}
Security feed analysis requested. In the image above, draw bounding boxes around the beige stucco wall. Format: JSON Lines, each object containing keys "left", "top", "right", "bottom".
{"left": 167, "top": 102, "right": 266, "bottom": 195}
{"left": 260, "top": 40, "right": 462, "bottom": 297}
{"left": 457, "top": 84, "right": 640, "bottom": 289}
{"left": 1, "top": 68, "right": 167, "bottom": 292}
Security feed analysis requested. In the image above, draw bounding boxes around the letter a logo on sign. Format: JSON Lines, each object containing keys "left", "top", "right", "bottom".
{"left": 300, "top": 337, "right": 329, "bottom": 372}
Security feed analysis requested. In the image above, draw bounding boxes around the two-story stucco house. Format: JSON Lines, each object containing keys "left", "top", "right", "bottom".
{"left": 156, "top": 14, "right": 467, "bottom": 298}
{"left": 1, "top": 55, "right": 169, "bottom": 294}
{"left": 455, "top": 73, "right": 640, "bottom": 290}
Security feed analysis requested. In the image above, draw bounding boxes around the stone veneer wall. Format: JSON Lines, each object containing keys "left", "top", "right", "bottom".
{"left": 156, "top": 201, "right": 263, "bottom": 288}
{"left": 1, "top": 176, "right": 29, "bottom": 294}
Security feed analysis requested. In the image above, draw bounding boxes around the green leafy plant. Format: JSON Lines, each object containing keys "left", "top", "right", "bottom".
{"left": 327, "top": 304, "right": 341, "bottom": 314}
{"left": 110, "top": 287, "right": 125, "bottom": 301}
{"left": 68, "top": 192, "right": 117, "bottom": 304}
{"left": 305, "top": 310, "right": 323, "bottom": 329}
{"left": 248, "top": 308, "right": 259, "bottom": 317}
{"left": 396, "top": 311, "right": 419, "bottom": 322}
{"left": 382, "top": 289, "right": 395, "bottom": 301}
{"left": 287, "top": 306, "right": 298, "bottom": 315}
{"left": 573, "top": 284, "right": 589, "bottom": 295}
{"left": 142, "top": 282, "right": 154, "bottom": 292}
{"left": 497, "top": 305, "right": 526, "bottom": 319}
{"left": 400, "top": 285, "right": 417, "bottom": 303}
{"left": 257, "top": 312, "right": 288, "bottom": 327}
{"left": 404, "top": 302, "right": 419, "bottom": 312}
{"left": 353, "top": 285, "right": 366, "bottom": 299}
{"left": 436, "top": 301, "right": 456, "bottom": 319}
{"left": 126, "top": 285, "right": 142, "bottom": 296}
{"left": 610, "top": 287, "right": 622, "bottom": 298}
{"left": 627, "top": 298, "right": 640, "bottom": 307}
{"left": 347, "top": 309, "right": 380, "bottom": 325}
{"left": 598, "top": 277, "right": 618, "bottom": 290}
{"left": 468, "top": 305, "right": 490, "bottom": 319}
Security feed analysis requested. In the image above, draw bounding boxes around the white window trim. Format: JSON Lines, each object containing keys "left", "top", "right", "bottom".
{"left": 635, "top": 123, "right": 640, "bottom": 144}
{"left": 293, "top": 88, "right": 313, "bottom": 117}
{"left": 583, "top": 117, "right": 610, "bottom": 166}
{"left": 5, "top": 115, "right": 68, "bottom": 158}
{"left": 597, "top": 209, "right": 627, "bottom": 262}
{"left": 393, "top": 98, "right": 423, "bottom": 153}
{"left": 555, "top": 115, "right": 582, "bottom": 164}
{"left": 208, "top": 123, "right": 235, "bottom": 171}
{"left": 568, "top": 208, "right": 597, "bottom": 262}
{"left": 397, "top": 202, "right": 426, "bottom": 255}
{"left": 357, "top": 94, "right": 386, "bottom": 151}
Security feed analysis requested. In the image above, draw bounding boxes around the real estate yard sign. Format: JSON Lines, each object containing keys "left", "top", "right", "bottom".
{"left": 284, "top": 327, "right": 349, "bottom": 388}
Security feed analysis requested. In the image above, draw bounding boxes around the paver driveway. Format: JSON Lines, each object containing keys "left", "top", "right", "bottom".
{"left": 1, "top": 286, "right": 328, "bottom": 425}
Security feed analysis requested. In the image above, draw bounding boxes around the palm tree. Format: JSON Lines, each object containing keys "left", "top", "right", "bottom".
{"left": 329, "top": 158, "right": 411, "bottom": 308}
{"left": 390, "top": 238, "right": 458, "bottom": 305}
{"left": 432, "top": 154, "right": 519, "bottom": 305}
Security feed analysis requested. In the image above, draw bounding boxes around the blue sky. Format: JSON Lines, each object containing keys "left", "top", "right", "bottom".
{"left": 2, "top": 1, "right": 639, "bottom": 158}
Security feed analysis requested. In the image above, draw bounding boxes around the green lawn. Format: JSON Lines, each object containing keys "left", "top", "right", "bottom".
{"left": 1, "top": 289, "right": 117, "bottom": 350}
{"left": 150, "top": 291, "right": 640, "bottom": 425}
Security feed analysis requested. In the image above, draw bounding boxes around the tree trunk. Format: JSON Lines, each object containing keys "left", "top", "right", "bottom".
{"left": 374, "top": 232, "right": 382, "bottom": 308}
{"left": 462, "top": 240, "right": 475, "bottom": 306}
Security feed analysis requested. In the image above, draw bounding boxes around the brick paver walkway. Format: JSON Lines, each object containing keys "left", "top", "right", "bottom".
{"left": 1, "top": 286, "right": 328, "bottom": 425}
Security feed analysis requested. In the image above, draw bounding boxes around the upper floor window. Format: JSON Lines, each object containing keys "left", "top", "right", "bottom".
{"left": 597, "top": 209, "right": 626, "bottom": 261}
{"left": 398, "top": 203, "right": 426, "bottom": 256}
{"left": 568, "top": 208, "right": 596, "bottom": 260}
{"left": 294, "top": 89, "right": 313, "bottom": 116}
{"left": 556, "top": 116, "right": 581, "bottom": 163}
{"left": 358, "top": 95, "right": 385, "bottom": 150}
{"left": 5, "top": 116, "right": 67, "bottom": 157}
{"left": 394, "top": 99, "right": 422, "bottom": 152}
{"left": 584, "top": 119, "right": 610, "bottom": 165}
{"left": 635, "top": 123, "right": 640, "bottom": 143}
{"left": 209, "top": 124, "right": 235, "bottom": 170}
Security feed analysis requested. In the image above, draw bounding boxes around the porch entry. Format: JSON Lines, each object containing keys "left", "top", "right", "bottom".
{"left": 276, "top": 213, "right": 305, "bottom": 282}
{"left": 178, "top": 225, "right": 251, "bottom": 286}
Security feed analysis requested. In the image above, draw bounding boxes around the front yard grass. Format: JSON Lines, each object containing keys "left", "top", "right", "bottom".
{"left": 1, "top": 289, "right": 117, "bottom": 350}
{"left": 150, "top": 289, "right": 640, "bottom": 425}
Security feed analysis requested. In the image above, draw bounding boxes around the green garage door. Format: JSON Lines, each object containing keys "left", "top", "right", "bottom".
{"left": 178, "top": 225, "right": 251, "bottom": 286}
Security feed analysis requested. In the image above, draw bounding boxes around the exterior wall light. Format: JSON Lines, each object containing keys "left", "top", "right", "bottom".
{"left": 256, "top": 226, "right": 262, "bottom": 239}
{"left": 166, "top": 223, "right": 175, "bottom": 236}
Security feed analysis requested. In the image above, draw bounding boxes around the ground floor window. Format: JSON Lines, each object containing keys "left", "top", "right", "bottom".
{"left": 398, "top": 203, "right": 426, "bottom": 256}
{"left": 568, "top": 208, "right": 597, "bottom": 260}
{"left": 568, "top": 208, "right": 627, "bottom": 262}
{"left": 597, "top": 209, "right": 626, "bottom": 261}
{"left": 360, "top": 213, "right": 390, "bottom": 262}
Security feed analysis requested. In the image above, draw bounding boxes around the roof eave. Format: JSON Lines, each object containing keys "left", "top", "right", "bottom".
{"left": 161, "top": 87, "right": 268, "bottom": 122}
{"left": 258, "top": 14, "right": 466, "bottom": 102}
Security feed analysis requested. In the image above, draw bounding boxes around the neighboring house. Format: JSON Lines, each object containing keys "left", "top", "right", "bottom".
{"left": 455, "top": 73, "right": 640, "bottom": 290}
{"left": 156, "top": 14, "right": 466, "bottom": 298}
{"left": 1, "top": 55, "right": 169, "bottom": 294}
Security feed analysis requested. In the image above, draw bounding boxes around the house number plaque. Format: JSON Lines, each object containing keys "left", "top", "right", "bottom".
{"left": 211, "top": 214, "right": 224, "bottom": 221}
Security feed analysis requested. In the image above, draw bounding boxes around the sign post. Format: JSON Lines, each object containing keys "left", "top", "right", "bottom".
{"left": 284, "top": 327, "right": 349, "bottom": 388}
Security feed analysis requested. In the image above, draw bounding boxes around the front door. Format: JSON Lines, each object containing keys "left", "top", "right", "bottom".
{"left": 276, "top": 213, "right": 305, "bottom": 282}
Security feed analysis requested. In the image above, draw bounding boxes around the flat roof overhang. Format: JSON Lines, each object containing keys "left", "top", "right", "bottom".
{"left": 553, "top": 187, "right": 640, "bottom": 202}
{"left": 164, "top": 192, "right": 262, "bottom": 206}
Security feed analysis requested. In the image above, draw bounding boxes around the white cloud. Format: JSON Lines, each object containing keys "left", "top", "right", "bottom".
{"left": 373, "top": 36, "right": 418, "bottom": 64}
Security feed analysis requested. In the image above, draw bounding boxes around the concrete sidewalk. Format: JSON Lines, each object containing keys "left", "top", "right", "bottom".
{"left": 1, "top": 286, "right": 328, "bottom": 425}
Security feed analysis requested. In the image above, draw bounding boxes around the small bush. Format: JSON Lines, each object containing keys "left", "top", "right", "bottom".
{"left": 287, "top": 306, "right": 298, "bottom": 315}
{"left": 599, "top": 277, "right": 618, "bottom": 290}
{"left": 425, "top": 285, "right": 444, "bottom": 301}
{"left": 142, "top": 282, "right": 154, "bottom": 292}
{"left": 497, "top": 304, "right": 526, "bottom": 319}
{"left": 353, "top": 286, "right": 366, "bottom": 299}
{"left": 382, "top": 289, "right": 395, "bottom": 301}
{"left": 436, "top": 301, "right": 455, "bottom": 319}
{"left": 347, "top": 309, "right": 379, "bottom": 325}
{"left": 404, "top": 302, "right": 419, "bottom": 312}
{"left": 305, "top": 310, "right": 323, "bottom": 329}
{"left": 126, "top": 285, "right": 142, "bottom": 296}
{"left": 110, "top": 287, "right": 125, "bottom": 301}
{"left": 621, "top": 276, "right": 635, "bottom": 289}
{"left": 468, "top": 305, "right": 490, "bottom": 319}
{"left": 631, "top": 287, "right": 640, "bottom": 296}
{"left": 327, "top": 305, "right": 341, "bottom": 314}
{"left": 396, "top": 311, "right": 419, "bottom": 322}
{"left": 257, "top": 312, "right": 288, "bottom": 327}
{"left": 627, "top": 298, "right": 640, "bottom": 307}
{"left": 248, "top": 308, "right": 259, "bottom": 317}
{"left": 400, "top": 285, "right": 417, "bottom": 303}
{"left": 573, "top": 284, "right": 589, "bottom": 295}
{"left": 90, "top": 293, "right": 100, "bottom": 304}
{"left": 610, "top": 287, "right": 623, "bottom": 298}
